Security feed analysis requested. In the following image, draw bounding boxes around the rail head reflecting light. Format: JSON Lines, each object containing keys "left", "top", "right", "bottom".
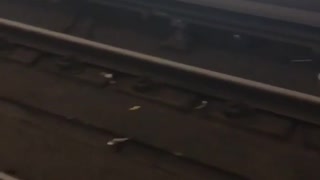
{"left": 1, "top": 17, "right": 320, "bottom": 106}
{"left": 0, "top": 172, "right": 20, "bottom": 180}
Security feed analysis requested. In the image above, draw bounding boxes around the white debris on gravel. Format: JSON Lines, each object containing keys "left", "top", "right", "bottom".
{"left": 101, "top": 72, "right": 113, "bottom": 79}
{"left": 107, "top": 137, "right": 130, "bottom": 146}
{"left": 129, "top": 106, "right": 141, "bottom": 111}
{"left": 194, "top": 100, "right": 208, "bottom": 109}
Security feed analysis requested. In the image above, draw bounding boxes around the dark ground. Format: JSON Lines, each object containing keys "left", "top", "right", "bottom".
{"left": 0, "top": 1, "right": 320, "bottom": 179}
{"left": 0, "top": 52, "right": 319, "bottom": 180}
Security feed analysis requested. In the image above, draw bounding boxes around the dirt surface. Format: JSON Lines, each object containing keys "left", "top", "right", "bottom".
{"left": 0, "top": 60, "right": 239, "bottom": 180}
{"left": 0, "top": 58, "right": 320, "bottom": 180}
{"left": 1, "top": 1, "right": 320, "bottom": 179}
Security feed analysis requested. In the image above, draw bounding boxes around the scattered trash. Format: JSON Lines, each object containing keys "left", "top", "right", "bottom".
{"left": 129, "top": 106, "right": 141, "bottom": 111}
{"left": 101, "top": 72, "right": 117, "bottom": 84}
{"left": 194, "top": 100, "right": 208, "bottom": 110}
{"left": 101, "top": 72, "right": 113, "bottom": 79}
{"left": 107, "top": 137, "right": 130, "bottom": 146}
{"left": 291, "top": 59, "right": 313, "bottom": 63}
{"left": 318, "top": 73, "right": 320, "bottom": 81}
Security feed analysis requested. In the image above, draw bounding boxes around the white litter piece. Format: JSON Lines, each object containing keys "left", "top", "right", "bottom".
{"left": 129, "top": 106, "right": 141, "bottom": 111}
{"left": 107, "top": 137, "right": 130, "bottom": 146}
{"left": 195, "top": 100, "right": 208, "bottom": 109}
{"left": 0, "top": 172, "right": 20, "bottom": 180}
{"left": 101, "top": 72, "right": 113, "bottom": 79}
{"left": 318, "top": 73, "right": 320, "bottom": 81}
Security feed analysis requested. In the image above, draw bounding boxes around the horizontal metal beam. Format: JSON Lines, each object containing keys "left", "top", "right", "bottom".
{"left": 0, "top": 18, "right": 319, "bottom": 124}
{"left": 1, "top": 18, "right": 319, "bottom": 103}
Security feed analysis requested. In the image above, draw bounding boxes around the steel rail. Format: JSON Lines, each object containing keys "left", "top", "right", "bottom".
{"left": 1, "top": 18, "right": 319, "bottom": 104}
{"left": 0, "top": 18, "right": 319, "bottom": 125}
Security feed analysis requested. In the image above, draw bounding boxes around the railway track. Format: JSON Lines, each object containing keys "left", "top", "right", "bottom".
{"left": 0, "top": 1, "right": 320, "bottom": 179}
{"left": 0, "top": 17, "right": 320, "bottom": 180}
{"left": 1, "top": 0, "right": 320, "bottom": 97}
